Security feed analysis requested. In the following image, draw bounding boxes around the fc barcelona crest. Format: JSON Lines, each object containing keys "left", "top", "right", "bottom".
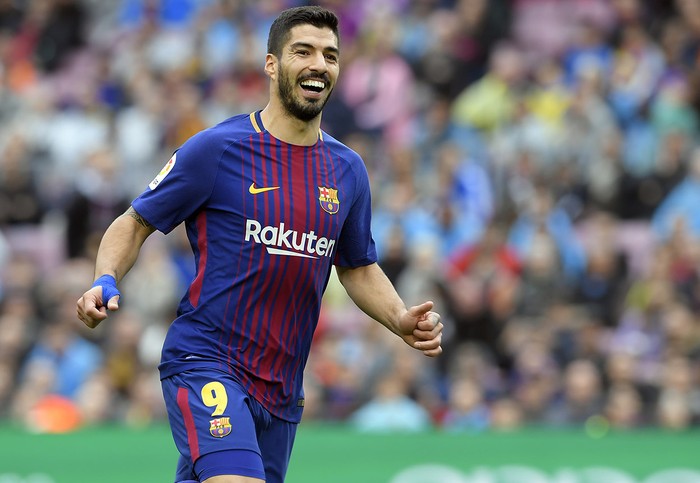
{"left": 209, "top": 417, "right": 232, "bottom": 438}
{"left": 318, "top": 186, "right": 339, "bottom": 214}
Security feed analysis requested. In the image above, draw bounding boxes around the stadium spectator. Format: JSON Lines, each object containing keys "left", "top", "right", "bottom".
{"left": 545, "top": 359, "right": 605, "bottom": 427}
{"left": 350, "top": 371, "right": 433, "bottom": 433}
{"left": 651, "top": 145, "right": 700, "bottom": 239}
{"left": 438, "top": 376, "right": 490, "bottom": 432}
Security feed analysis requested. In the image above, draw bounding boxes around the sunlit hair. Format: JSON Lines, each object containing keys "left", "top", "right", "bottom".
{"left": 267, "top": 6, "right": 339, "bottom": 57}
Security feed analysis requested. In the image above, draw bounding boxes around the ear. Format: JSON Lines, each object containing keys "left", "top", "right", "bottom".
{"left": 264, "top": 53, "right": 277, "bottom": 80}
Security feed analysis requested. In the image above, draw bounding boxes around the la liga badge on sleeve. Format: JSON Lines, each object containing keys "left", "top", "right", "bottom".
{"left": 149, "top": 153, "right": 177, "bottom": 190}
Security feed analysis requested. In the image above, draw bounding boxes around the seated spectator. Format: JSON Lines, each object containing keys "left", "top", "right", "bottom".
{"left": 603, "top": 383, "right": 644, "bottom": 429}
{"left": 438, "top": 376, "right": 490, "bottom": 432}
{"left": 17, "top": 317, "right": 102, "bottom": 400}
{"left": 350, "top": 372, "right": 432, "bottom": 433}
{"left": 489, "top": 397, "right": 524, "bottom": 431}
{"left": 0, "top": 133, "right": 45, "bottom": 226}
{"left": 64, "top": 147, "right": 131, "bottom": 259}
{"left": 507, "top": 185, "right": 587, "bottom": 281}
{"left": 545, "top": 359, "right": 604, "bottom": 427}
{"left": 656, "top": 389, "right": 693, "bottom": 430}
{"left": 452, "top": 42, "right": 525, "bottom": 133}
{"left": 441, "top": 222, "right": 521, "bottom": 363}
{"left": 651, "top": 146, "right": 700, "bottom": 240}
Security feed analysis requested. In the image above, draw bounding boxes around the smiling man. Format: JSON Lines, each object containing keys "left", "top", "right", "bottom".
{"left": 76, "top": 6, "right": 443, "bottom": 483}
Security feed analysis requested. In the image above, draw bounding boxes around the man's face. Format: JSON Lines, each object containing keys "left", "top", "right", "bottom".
{"left": 275, "top": 24, "right": 339, "bottom": 122}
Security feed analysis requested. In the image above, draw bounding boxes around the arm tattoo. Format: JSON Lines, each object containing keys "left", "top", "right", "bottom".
{"left": 126, "top": 206, "right": 153, "bottom": 229}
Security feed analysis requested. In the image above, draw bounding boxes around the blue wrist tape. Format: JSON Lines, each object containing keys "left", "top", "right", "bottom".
{"left": 92, "top": 274, "right": 121, "bottom": 305}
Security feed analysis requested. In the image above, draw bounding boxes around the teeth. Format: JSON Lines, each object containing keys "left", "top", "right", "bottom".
{"left": 300, "top": 80, "right": 325, "bottom": 90}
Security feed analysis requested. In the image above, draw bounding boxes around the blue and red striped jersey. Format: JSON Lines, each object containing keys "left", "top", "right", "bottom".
{"left": 131, "top": 111, "right": 377, "bottom": 422}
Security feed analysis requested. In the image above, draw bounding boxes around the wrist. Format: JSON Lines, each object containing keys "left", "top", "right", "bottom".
{"left": 92, "top": 274, "right": 121, "bottom": 303}
{"left": 93, "top": 274, "right": 117, "bottom": 286}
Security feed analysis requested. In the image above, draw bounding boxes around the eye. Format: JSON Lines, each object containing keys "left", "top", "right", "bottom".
{"left": 325, "top": 54, "right": 338, "bottom": 63}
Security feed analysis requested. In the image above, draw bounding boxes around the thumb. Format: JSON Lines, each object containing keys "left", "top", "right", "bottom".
{"left": 408, "top": 301, "right": 434, "bottom": 318}
{"left": 107, "top": 294, "right": 120, "bottom": 311}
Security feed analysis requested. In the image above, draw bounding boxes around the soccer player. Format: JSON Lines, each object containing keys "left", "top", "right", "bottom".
{"left": 76, "top": 6, "right": 443, "bottom": 483}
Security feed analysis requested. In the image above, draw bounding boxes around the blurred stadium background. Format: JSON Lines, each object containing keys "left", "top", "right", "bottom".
{"left": 0, "top": 0, "right": 699, "bottom": 482}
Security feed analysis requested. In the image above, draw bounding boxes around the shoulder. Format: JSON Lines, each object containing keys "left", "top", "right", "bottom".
{"left": 184, "top": 113, "right": 259, "bottom": 149}
{"left": 320, "top": 131, "right": 366, "bottom": 170}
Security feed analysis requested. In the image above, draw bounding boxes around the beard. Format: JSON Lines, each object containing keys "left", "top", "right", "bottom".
{"left": 277, "top": 64, "right": 332, "bottom": 122}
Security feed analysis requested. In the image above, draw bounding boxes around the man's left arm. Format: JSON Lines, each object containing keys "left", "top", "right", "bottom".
{"left": 335, "top": 263, "right": 443, "bottom": 357}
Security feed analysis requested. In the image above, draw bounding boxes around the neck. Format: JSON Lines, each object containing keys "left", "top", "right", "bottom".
{"left": 259, "top": 102, "right": 321, "bottom": 146}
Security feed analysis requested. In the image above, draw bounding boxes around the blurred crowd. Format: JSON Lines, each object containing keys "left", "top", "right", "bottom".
{"left": 1, "top": 0, "right": 700, "bottom": 435}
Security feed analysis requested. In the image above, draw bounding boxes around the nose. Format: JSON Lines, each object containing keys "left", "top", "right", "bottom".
{"left": 308, "top": 51, "right": 328, "bottom": 73}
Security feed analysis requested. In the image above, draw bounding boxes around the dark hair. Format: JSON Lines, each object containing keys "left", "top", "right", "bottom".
{"left": 267, "top": 6, "right": 339, "bottom": 57}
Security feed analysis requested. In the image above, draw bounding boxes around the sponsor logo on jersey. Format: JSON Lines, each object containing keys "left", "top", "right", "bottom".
{"left": 245, "top": 219, "right": 335, "bottom": 259}
{"left": 318, "top": 186, "right": 339, "bottom": 214}
{"left": 209, "top": 417, "right": 232, "bottom": 438}
{"left": 149, "top": 153, "right": 176, "bottom": 190}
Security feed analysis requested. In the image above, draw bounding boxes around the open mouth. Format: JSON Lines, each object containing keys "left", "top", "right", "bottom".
{"left": 300, "top": 79, "right": 326, "bottom": 94}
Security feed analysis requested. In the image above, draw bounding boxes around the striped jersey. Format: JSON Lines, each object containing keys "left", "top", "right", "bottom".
{"left": 132, "top": 111, "right": 377, "bottom": 422}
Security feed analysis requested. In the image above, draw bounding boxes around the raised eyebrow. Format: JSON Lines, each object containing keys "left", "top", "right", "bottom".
{"left": 290, "top": 42, "right": 339, "bottom": 56}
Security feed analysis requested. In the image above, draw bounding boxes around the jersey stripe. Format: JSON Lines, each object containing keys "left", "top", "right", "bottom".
{"left": 243, "top": 133, "right": 268, "bottom": 371}
{"left": 293, "top": 142, "right": 337, "bottom": 386}
{"left": 188, "top": 211, "right": 208, "bottom": 307}
{"left": 281, "top": 144, "right": 325, "bottom": 388}
{"left": 218, "top": 141, "right": 250, "bottom": 368}
{"left": 227, "top": 133, "right": 264, "bottom": 368}
{"left": 289, "top": 145, "right": 322, "bottom": 386}
{"left": 244, "top": 129, "right": 282, "bottom": 404}
{"left": 249, "top": 133, "right": 283, "bottom": 396}
{"left": 279, "top": 141, "right": 298, "bottom": 399}
{"left": 272, "top": 144, "right": 307, "bottom": 392}
{"left": 176, "top": 387, "right": 200, "bottom": 462}
{"left": 261, "top": 138, "right": 294, "bottom": 403}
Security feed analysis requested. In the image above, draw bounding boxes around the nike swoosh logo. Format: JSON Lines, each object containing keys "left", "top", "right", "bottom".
{"left": 249, "top": 183, "right": 280, "bottom": 195}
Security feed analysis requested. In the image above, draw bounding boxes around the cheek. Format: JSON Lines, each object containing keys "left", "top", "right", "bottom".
{"left": 326, "top": 69, "right": 339, "bottom": 87}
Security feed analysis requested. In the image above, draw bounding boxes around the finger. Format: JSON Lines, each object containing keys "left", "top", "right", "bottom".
{"left": 77, "top": 309, "right": 103, "bottom": 329}
{"left": 107, "top": 295, "right": 120, "bottom": 311}
{"left": 78, "top": 296, "right": 108, "bottom": 322}
{"left": 413, "top": 333, "right": 442, "bottom": 351}
{"left": 77, "top": 292, "right": 110, "bottom": 330}
{"left": 84, "top": 303, "right": 108, "bottom": 320}
{"left": 415, "top": 312, "right": 440, "bottom": 331}
{"left": 407, "top": 301, "right": 434, "bottom": 318}
{"left": 413, "top": 321, "right": 443, "bottom": 340}
{"left": 422, "top": 345, "right": 443, "bottom": 357}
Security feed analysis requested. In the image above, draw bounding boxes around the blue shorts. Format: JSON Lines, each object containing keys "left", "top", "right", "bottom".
{"left": 161, "top": 368, "right": 297, "bottom": 482}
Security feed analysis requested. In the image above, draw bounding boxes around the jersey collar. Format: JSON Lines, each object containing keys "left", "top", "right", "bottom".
{"left": 249, "top": 111, "right": 324, "bottom": 142}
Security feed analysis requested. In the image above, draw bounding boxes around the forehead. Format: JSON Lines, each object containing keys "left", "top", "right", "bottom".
{"left": 285, "top": 24, "right": 338, "bottom": 51}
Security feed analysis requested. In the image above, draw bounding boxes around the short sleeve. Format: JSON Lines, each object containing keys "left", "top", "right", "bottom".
{"left": 334, "top": 157, "right": 378, "bottom": 267}
{"left": 132, "top": 130, "right": 222, "bottom": 234}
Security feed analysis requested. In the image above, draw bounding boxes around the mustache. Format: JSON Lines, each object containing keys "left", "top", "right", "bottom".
{"left": 299, "top": 73, "right": 331, "bottom": 84}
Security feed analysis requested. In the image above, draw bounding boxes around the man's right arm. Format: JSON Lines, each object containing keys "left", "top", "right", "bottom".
{"left": 76, "top": 206, "right": 156, "bottom": 328}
